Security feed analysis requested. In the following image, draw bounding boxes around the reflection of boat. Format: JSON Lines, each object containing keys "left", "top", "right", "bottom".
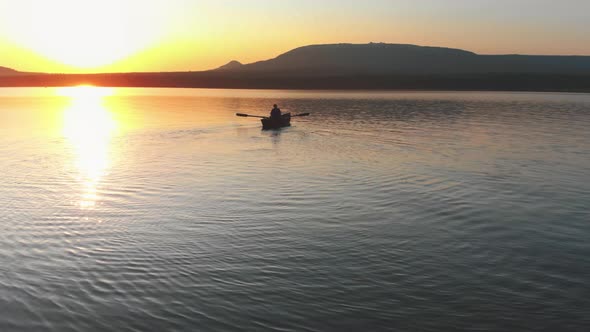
{"left": 261, "top": 113, "right": 291, "bottom": 130}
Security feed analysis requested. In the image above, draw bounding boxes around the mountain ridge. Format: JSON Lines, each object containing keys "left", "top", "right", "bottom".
{"left": 214, "top": 43, "right": 590, "bottom": 75}
{"left": 0, "top": 66, "right": 21, "bottom": 75}
{"left": 216, "top": 60, "right": 243, "bottom": 71}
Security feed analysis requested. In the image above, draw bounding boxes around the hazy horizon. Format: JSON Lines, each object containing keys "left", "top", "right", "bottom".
{"left": 1, "top": 0, "right": 589, "bottom": 74}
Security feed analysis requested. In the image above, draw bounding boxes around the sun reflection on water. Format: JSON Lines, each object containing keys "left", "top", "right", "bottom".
{"left": 59, "top": 86, "right": 117, "bottom": 208}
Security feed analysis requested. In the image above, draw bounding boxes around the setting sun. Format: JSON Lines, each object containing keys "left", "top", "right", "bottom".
{"left": 1, "top": 0, "right": 171, "bottom": 69}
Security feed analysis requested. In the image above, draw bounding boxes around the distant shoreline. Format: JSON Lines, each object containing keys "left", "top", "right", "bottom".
{"left": 2, "top": 72, "right": 590, "bottom": 93}
{"left": 3, "top": 43, "right": 590, "bottom": 92}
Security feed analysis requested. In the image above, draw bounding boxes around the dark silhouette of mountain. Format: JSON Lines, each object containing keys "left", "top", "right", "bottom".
{"left": 0, "top": 66, "right": 21, "bottom": 76}
{"left": 216, "top": 60, "right": 243, "bottom": 70}
{"left": 2, "top": 43, "right": 590, "bottom": 92}
{"left": 216, "top": 43, "right": 590, "bottom": 75}
{"left": 222, "top": 43, "right": 478, "bottom": 74}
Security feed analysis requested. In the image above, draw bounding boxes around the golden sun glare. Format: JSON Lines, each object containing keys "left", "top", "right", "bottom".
{"left": 4, "top": 1, "right": 167, "bottom": 69}
{"left": 60, "top": 86, "right": 117, "bottom": 208}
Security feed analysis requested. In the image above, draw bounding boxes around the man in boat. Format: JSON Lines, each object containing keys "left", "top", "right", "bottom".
{"left": 270, "top": 104, "right": 282, "bottom": 119}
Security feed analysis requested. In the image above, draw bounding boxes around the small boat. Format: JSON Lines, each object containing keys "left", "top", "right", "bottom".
{"left": 261, "top": 113, "right": 291, "bottom": 130}
{"left": 236, "top": 111, "right": 308, "bottom": 129}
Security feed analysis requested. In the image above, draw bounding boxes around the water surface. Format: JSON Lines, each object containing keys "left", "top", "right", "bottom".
{"left": 1, "top": 88, "right": 589, "bottom": 331}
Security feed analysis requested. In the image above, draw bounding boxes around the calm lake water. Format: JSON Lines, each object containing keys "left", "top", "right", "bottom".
{"left": 1, "top": 88, "right": 589, "bottom": 331}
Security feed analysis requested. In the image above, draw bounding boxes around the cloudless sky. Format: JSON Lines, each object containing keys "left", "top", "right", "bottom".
{"left": 0, "top": 0, "right": 589, "bottom": 73}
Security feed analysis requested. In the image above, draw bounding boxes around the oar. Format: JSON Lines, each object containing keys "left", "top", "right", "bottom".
{"left": 236, "top": 112, "right": 310, "bottom": 118}
{"left": 236, "top": 113, "right": 267, "bottom": 118}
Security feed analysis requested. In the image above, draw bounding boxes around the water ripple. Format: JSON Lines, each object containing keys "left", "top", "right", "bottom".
{"left": 1, "top": 90, "right": 590, "bottom": 331}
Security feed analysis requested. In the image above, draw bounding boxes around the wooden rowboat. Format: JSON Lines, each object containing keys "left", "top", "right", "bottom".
{"left": 236, "top": 112, "right": 308, "bottom": 129}
{"left": 261, "top": 113, "right": 291, "bottom": 130}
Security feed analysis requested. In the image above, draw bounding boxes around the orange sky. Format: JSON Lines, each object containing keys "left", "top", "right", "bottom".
{"left": 0, "top": 0, "right": 589, "bottom": 73}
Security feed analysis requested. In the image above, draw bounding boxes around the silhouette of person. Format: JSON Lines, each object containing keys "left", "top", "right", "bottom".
{"left": 270, "top": 104, "right": 282, "bottom": 119}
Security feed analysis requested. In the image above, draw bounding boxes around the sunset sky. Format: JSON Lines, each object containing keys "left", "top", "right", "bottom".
{"left": 0, "top": 0, "right": 589, "bottom": 73}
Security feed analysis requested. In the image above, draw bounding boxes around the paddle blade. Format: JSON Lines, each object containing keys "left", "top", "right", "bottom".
{"left": 294, "top": 112, "right": 310, "bottom": 117}
{"left": 236, "top": 113, "right": 249, "bottom": 117}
